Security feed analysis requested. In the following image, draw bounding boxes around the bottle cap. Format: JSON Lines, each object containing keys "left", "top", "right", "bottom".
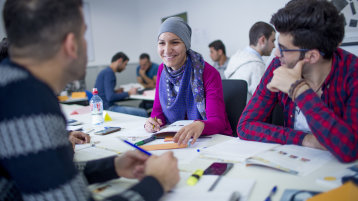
{"left": 92, "top": 88, "right": 98, "bottom": 95}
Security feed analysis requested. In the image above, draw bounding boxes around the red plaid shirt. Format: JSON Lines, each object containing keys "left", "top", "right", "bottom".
{"left": 238, "top": 48, "right": 358, "bottom": 162}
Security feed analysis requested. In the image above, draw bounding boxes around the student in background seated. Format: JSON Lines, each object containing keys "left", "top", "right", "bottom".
{"left": 225, "top": 22, "right": 276, "bottom": 103}
{"left": 94, "top": 52, "right": 148, "bottom": 117}
{"left": 238, "top": 0, "right": 358, "bottom": 162}
{"left": 144, "top": 17, "right": 232, "bottom": 145}
{"left": 208, "top": 40, "right": 230, "bottom": 79}
{"left": 137, "top": 53, "right": 159, "bottom": 89}
{"left": 0, "top": 0, "right": 179, "bottom": 200}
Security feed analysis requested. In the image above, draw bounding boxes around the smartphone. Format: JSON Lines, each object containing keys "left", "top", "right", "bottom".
{"left": 203, "top": 162, "right": 234, "bottom": 175}
{"left": 94, "top": 127, "right": 121, "bottom": 135}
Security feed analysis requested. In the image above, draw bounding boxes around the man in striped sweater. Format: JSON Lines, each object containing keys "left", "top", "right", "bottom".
{"left": 0, "top": 0, "right": 179, "bottom": 200}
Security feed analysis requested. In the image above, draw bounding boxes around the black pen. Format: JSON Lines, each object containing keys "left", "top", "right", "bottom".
{"left": 135, "top": 135, "right": 156, "bottom": 146}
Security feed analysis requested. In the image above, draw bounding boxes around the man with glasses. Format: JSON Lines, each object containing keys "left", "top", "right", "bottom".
{"left": 237, "top": 0, "right": 358, "bottom": 163}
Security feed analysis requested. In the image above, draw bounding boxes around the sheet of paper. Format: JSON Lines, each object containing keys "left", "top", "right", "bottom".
{"left": 200, "top": 138, "right": 278, "bottom": 162}
{"left": 121, "top": 83, "right": 144, "bottom": 91}
{"left": 155, "top": 120, "right": 194, "bottom": 134}
{"left": 247, "top": 145, "right": 335, "bottom": 176}
{"left": 115, "top": 126, "right": 152, "bottom": 138}
{"left": 89, "top": 172, "right": 255, "bottom": 201}
{"left": 74, "top": 146, "right": 117, "bottom": 162}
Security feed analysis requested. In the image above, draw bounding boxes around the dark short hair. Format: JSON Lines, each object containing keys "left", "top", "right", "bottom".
{"left": 3, "top": 0, "right": 84, "bottom": 60}
{"left": 270, "top": 0, "right": 344, "bottom": 59}
{"left": 111, "top": 52, "right": 129, "bottom": 63}
{"left": 249, "top": 22, "right": 275, "bottom": 46}
{"left": 139, "top": 53, "right": 150, "bottom": 60}
{"left": 0, "top": 38, "right": 9, "bottom": 62}
{"left": 208, "top": 40, "right": 226, "bottom": 55}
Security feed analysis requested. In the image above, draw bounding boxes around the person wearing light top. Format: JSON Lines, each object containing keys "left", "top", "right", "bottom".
{"left": 225, "top": 21, "right": 276, "bottom": 103}
{"left": 208, "top": 40, "right": 230, "bottom": 79}
{"left": 144, "top": 17, "right": 232, "bottom": 145}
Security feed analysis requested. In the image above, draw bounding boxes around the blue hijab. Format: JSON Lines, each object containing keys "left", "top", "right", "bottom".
{"left": 159, "top": 50, "right": 207, "bottom": 124}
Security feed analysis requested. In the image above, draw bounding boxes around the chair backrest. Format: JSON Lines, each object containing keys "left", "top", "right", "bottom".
{"left": 222, "top": 79, "right": 248, "bottom": 137}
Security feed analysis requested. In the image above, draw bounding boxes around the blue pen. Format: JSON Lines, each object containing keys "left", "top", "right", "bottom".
{"left": 121, "top": 139, "right": 152, "bottom": 156}
{"left": 264, "top": 186, "right": 277, "bottom": 201}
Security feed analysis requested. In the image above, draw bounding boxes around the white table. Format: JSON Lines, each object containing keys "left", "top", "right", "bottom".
{"left": 128, "top": 94, "right": 155, "bottom": 101}
{"left": 62, "top": 104, "right": 357, "bottom": 201}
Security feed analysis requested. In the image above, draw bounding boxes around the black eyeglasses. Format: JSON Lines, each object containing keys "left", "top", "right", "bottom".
{"left": 278, "top": 46, "right": 310, "bottom": 58}
{"left": 278, "top": 46, "right": 325, "bottom": 58}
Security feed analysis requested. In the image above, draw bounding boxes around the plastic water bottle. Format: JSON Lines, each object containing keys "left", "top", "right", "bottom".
{"left": 90, "top": 88, "right": 104, "bottom": 127}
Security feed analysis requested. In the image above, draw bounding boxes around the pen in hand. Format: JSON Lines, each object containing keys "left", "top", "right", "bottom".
{"left": 153, "top": 116, "right": 157, "bottom": 130}
{"left": 264, "top": 185, "right": 277, "bottom": 201}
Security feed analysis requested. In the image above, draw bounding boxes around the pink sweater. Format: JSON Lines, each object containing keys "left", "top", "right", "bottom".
{"left": 151, "top": 62, "right": 232, "bottom": 135}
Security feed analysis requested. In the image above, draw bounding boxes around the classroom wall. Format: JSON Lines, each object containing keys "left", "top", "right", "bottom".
{"left": 83, "top": 0, "right": 358, "bottom": 66}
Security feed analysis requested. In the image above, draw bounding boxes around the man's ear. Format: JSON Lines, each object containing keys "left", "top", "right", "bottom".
{"left": 258, "top": 35, "right": 266, "bottom": 47}
{"left": 218, "top": 49, "right": 224, "bottom": 56}
{"left": 63, "top": 33, "right": 78, "bottom": 59}
{"left": 116, "top": 58, "right": 123, "bottom": 65}
{"left": 304, "top": 49, "right": 321, "bottom": 64}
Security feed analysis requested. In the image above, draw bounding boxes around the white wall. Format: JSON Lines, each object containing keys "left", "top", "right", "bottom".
{"left": 1, "top": 0, "right": 357, "bottom": 72}
{"left": 136, "top": 0, "right": 289, "bottom": 65}
{"left": 84, "top": 0, "right": 290, "bottom": 66}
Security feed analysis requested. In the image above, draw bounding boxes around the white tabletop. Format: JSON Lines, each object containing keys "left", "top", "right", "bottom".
{"left": 61, "top": 104, "right": 357, "bottom": 201}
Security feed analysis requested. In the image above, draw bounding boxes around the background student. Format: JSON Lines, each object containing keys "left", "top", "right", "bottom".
{"left": 94, "top": 52, "right": 148, "bottom": 117}
{"left": 225, "top": 21, "right": 276, "bottom": 103}
{"left": 208, "top": 40, "right": 230, "bottom": 79}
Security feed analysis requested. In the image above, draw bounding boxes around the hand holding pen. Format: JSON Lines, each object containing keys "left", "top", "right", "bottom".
{"left": 144, "top": 117, "right": 163, "bottom": 132}
{"left": 120, "top": 139, "right": 180, "bottom": 192}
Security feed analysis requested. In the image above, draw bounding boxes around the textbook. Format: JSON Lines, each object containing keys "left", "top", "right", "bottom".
{"left": 245, "top": 145, "right": 335, "bottom": 176}
{"left": 200, "top": 139, "right": 335, "bottom": 175}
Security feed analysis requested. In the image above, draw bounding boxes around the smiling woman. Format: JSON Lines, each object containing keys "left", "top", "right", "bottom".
{"left": 144, "top": 17, "right": 232, "bottom": 146}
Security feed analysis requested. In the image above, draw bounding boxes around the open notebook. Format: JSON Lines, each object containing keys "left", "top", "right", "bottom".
{"left": 200, "top": 138, "right": 335, "bottom": 176}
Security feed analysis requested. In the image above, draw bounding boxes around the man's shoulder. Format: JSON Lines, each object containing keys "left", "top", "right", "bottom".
{"left": 335, "top": 48, "right": 358, "bottom": 68}
{"left": 152, "top": 62, "right": 159, "bottom": 68}
{"left": 0, "top": 60, "right": 62, "bottom": 121}
{"left": 0, "top": 60, "right": 30, "bottom": 87}
{"left": 98, "top": 66, "right": 114, "bottom": 77}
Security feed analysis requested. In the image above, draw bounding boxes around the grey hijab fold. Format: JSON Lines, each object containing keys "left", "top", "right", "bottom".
{"left": 158, "top": 17, "right": 192, "bottom": 51}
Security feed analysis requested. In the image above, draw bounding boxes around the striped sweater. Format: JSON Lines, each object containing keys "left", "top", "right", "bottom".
{"left": 0, "top": 58, "right": 163, "bottom": 201}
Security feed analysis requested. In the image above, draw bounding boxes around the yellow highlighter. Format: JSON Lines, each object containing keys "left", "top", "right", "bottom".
{"left": 153, "top": 116, "right": 157, "bottom": 130}
{"left": 186, "top": 169, "right": 204, "bottom": 186}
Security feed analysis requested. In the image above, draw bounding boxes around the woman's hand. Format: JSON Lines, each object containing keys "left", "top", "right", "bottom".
{"left": 144, "top": 117, "right": 163, "bottom": 132}
{"left": 173, "top": 121, "right": 205, "bottom": 146}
